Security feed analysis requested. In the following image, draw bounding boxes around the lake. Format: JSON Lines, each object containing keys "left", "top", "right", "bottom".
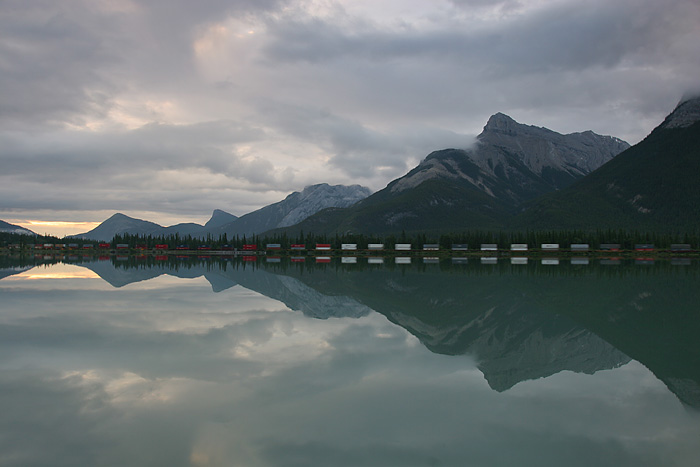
{"left": 1, "top": 254, "right": 699, "bottom": 466}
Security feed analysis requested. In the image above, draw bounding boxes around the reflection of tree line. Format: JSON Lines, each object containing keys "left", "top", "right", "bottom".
{"left": 1, "top": 254, "right": 699, "bottom": 277}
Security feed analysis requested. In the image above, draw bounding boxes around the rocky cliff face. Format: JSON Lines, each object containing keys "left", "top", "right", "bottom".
{"left": 477, "top": 113, "right": 628, "bottom": 177}
{"left": 658, "top": 95, "right": 700, "bottom": 129}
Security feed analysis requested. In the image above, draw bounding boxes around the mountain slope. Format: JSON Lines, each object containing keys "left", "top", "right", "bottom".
{"left": 274, "top": 114, "right": 628, "bottom": 235}
{"left": 516, "top": 96, "right": 700, "bottom": 231}
{"left": 0, "top": 220, "right": 36, "bottom": 235}
{"left": 208, "top": 183, "right": 371, "bottom": 238}
{"left": 308, "top": 175, "right": 512, "bottom": 235}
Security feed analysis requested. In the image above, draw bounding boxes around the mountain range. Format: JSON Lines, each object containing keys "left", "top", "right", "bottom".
{"left": 5, "top": 96, "right": 699, "bottom": 240}
{"left": 68, "top": 109, "right": 634, "bottom": 240}
{"left": 272, "top": 111, "right": 631, "bottom": 235}
{"left": 274, "top": 96, "right": 700, "bottom": 235}
{"left": 71, "top": 183, "right": 371, "bottom": 241}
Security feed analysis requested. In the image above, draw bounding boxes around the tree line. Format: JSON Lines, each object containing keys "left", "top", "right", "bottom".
{"left": 3, "top": 228, "right": 699, "bottom": 251}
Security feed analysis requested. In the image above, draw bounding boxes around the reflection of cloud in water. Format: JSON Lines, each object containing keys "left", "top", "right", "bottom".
{"left": 1, "top": 261, "right": 700, "bottom": 465}
{"left": 3, "top": 355, "right": 700, "bottom": 466}
{"left": 12, "top": 268, "right": 100, "bottom": 281}
{"left": 3, "top": 263, "right": 101, "bottom": 281}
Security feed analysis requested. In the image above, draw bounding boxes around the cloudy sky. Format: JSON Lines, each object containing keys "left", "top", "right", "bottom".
{"left": 2, "top": 0, "right": 699, "bottom": 236}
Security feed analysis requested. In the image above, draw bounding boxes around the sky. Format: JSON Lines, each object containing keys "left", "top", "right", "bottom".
{"left": 1, "top": 0, "right": 699, "bottom": 237}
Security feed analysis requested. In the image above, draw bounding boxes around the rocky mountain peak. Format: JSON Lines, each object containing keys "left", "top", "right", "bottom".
{"left": 204, "top": 209, "right": 237, "bottom": 229}
{"left": 298, "top": 183, "right": 332, "bottom": 200}
{"left": 389, "top": 112, "right": 629, "bottom": 204}
{"left": 482, "top": 112, "right": 520, "bottom": 135}
{"left": 659, "top": 95, "right": 700, "bottom": 129}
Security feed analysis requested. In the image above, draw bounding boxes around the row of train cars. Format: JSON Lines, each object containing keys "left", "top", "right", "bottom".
{"left": 5, "top": 242, "right": 697, "bottom": 255}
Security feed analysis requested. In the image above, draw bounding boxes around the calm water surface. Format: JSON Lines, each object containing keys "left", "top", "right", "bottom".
{"left": 1, "top": 255, "right": 699, "bottom": 466}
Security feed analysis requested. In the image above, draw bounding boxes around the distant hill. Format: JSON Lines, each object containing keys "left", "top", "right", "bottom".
{"left": 516, "top": 96, "right": 700, "bottom": 231}
{"left": 273, "top": 113, "right": 628, "bottom": 235}
{"left": 72, "top": 210, "right": 238, "bottom": 241}
{"left": 72, "top": 213, "right": 166, "bottom": 241}
{"left": 0, "top": 220, "right": 36, "bottom": 236}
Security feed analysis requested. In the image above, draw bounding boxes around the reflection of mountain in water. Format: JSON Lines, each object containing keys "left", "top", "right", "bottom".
{"left": 0, "top": 256, "right": 370, "bottom": 320}
{"left": 0, "top": 265, "right": 33, "bottom": 280}
{"left": 254, "top": 264, "right": 632, "bottom": 392}
{"left": 85, "top": 260, "right": 175, "bottom": 287}
{"left": 2, "top": 256, "right": 698, "bottom": 408}
{"left": 0, "top": 255, "right": 44, "bottom": 279}
{"left": 82, "top": 257, "right": 627, "bottom": 394}
{"left": 458, "top": 307, "right": 630, "bottom": 392}
{"left": 80, "top": 259, "right": 371, "bottom": 320}
{"left": 266, "top": 261, "right": 699, "bottom": 407}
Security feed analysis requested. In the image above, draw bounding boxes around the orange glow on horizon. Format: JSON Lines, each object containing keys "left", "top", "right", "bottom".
{"left": 9, "top": 220, "right": 101, "bottom": 238}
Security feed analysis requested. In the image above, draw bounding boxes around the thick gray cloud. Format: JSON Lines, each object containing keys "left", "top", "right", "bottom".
{"left": 0, "top": 1, "right": 115, "bottom": 129}
{"left": 1, "top": 0, "right": 699, "bottom": 232}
